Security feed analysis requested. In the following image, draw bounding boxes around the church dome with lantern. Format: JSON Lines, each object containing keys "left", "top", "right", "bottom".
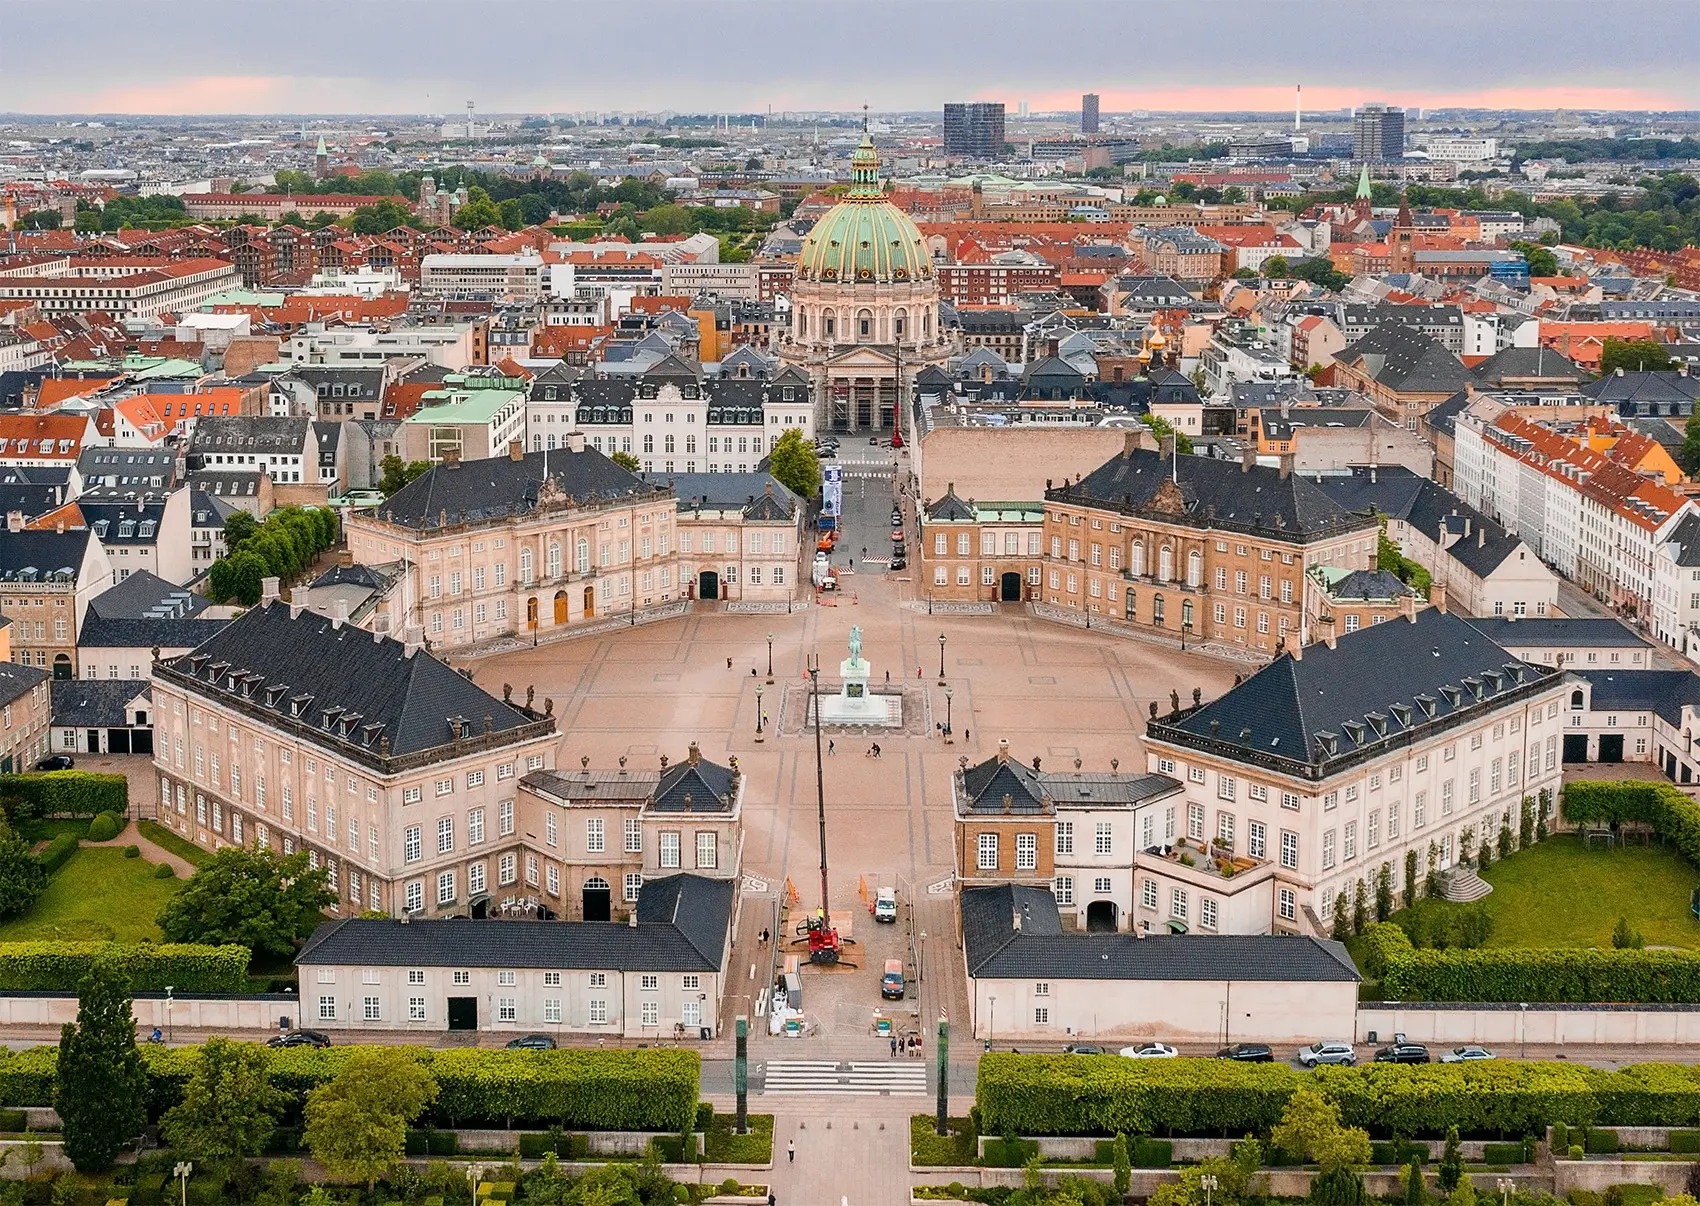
{"left": 781, "top": 128, "right": 950, "bottom": 433}
{"left": 797, "top": 134, "right": 932, "bottom": 285}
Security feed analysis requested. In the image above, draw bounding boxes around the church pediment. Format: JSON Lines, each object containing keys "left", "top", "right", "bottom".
{"left": 823, "top": 346, "right": 898, "bottom": 369}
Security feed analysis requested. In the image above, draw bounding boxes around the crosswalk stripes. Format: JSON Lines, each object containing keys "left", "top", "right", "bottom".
{"left": 759, "top": 1059, "right": 929, "bottom": 1095}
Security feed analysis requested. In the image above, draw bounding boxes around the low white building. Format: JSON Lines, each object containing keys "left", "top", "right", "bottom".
{"left": 420, "top": 254, "right": 545, "bottom": 302}
{"left": 1562, "top": 669, "right": 1700, "bottom": 786}
{"left": 294, "top": 873, "right": 732, "bottom": 1037}
{"left": 960, "top": 884, "right": 1360, "bottom": 1045}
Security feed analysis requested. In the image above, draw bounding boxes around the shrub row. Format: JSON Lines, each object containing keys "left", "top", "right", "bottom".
{"left": 0, "top": 772, "right": 127, "bottom": 820}
{"left": 35, "top": 833, "right": 78, "bottom": 876}
{"left": 0, "top": 1043, "right": 699, "bottom": 1132}
{"left": 0, "top": 941, "right": 250, "bottom": 992}
{"left": 1367, "top": 878, "right": 1700, "bottom": 1004}
{"left": 976, "top": 1054, "right": 1700, "bottom": 1138}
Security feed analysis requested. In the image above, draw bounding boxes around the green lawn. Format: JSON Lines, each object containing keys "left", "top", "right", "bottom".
{"left": 0, "top": 847, "right": 182, "bottom": 942}
{"left": 1379, "top": 834, "right": 1700, "bottom": 951}
{"left": 16, "top": 817, "right": 92, "bottom": 844}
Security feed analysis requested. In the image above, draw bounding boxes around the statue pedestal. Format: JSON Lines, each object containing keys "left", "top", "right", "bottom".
{"left": 813, "top": 656, "right": 902, "bottom": 727}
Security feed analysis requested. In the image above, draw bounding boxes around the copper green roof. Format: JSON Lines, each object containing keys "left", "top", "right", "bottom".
{"left": 797, "top": 133, "right": 932, "bottom": 286}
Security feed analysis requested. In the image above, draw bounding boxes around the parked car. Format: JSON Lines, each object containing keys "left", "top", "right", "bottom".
{"left": 266, "top": 1030, "right": 332, "bottom": 1049}
{"left": 1297, "top": 1041, "right": 1356, "bottom": 1067}
{"left": 1440, "top": 1045, "right": 1494, "bottom": 1063}
{"left": 1118, "top": 1042, "right": 1179, "bottom": 1059}
{"left": 868, "top": 436, "right": 879, "bottom": 445}
{"left": 890, "top": 528, "right": 904, "bottom": 543}
{"left": 1216, "top": 1043, "right": 1273, "bottom": 1062}
{"left": 890, "top": 510, "right": 903, "bottom": 526}
{"left": 881, "top": 959, "right": 906, "bottom": 1000}
{"left": 1062, "top": 1044, "right": 1105, "bottom": 1055}
{"left": 889, "top": 555, "right": 907, "bottom": 571}
{"left": 34, "top": 755, "right": 73, "bottom": 771}
{"left": 505, "top": 1034, "right": 558, "bottom": 1050}
{"left": 1374, "top": 1041, "right": 1431, "bottom": 1064}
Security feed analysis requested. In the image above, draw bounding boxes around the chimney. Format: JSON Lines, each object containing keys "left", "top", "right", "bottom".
{"left": 331, "top": 598, "right": 350, "bottom": 629}
{"left": 1478, "top": 527, "right": 1486, "bottom": 549}
{"left": 403, "top": 625, "right": 425, "bottom": 657}
{"left": 1404, "top": 589, "right": 1418, "bottom": 623}
{"left": 997, "top": 738, "right": 1011, "bottom": 763}
{"left": 567, "top": 431, "right": 585, "bottom": 453}
{"left": 260, "top": 576, "right": 280, "bottom": 606}
{"left": 1011, "top": 909, "right": 1022, "bottom": 933}
{"left": 1288, "top": 635, "right": 1302, "bottom": 661}
{"left": 1279, "top": 453, "right": 1294, "bottom": 479}
{"left": 1159, "top": 435, "right": 1175, "bottom": 460}
{"left": 1123, "top": 430, "right": 1140, "bottom": 457}
{"left": 509, "top": 439, "right": 524, "bottom": 461}
{"left": 338, "top": 548, "right": 353, "bottom": 568}
{"left": 1432, "top": 583, "right": 1448, "bottom": 614}
{"left": 1241, "top": 447, "right": 1257, "bottom": 472}
{"left": 1615, "top": 366, "right": 1625, "bottom": 377}
{"left": 441, "top": 448, "right": 461, "bottom": 468}
{"left": 4, "top": 511, "right": 20, "bottom": 533}
{"left": 289, "top": 585, "right": 309, "bottom": 619}
{"left": 688, "top": 741, "right": 701, "bottom": 765}
{"left": 628, "top": 909, "right": 638, "bottom": 928}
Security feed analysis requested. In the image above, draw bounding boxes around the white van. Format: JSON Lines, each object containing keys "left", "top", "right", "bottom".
{"left": 873, "top": 886, "right": 897, "bottom": 923}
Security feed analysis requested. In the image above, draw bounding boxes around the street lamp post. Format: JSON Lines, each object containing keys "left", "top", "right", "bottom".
{"left": 766, "top": 632, "right": 774, "bottom": 683}
{"left": 467, "top": 1164, "right": 484, "bottom": 1206}
{"left": 174, "top": 1162, "right": 192, "bottom": 1206}
{"left": 986, "top": 995, "right": 995, "bottom": 1052}
{"left": 943, "top": 686, "right": 953, "bottom": 743}
{"left": 754, "top": 684, "right": 765, "bottom": 743}
{"left": 938, "top": 633, "right": 947, "bottom": 684}
{"left": 165, "top": 984, "right": 173, "bottom": 1043}
{"left": 1497, "top": 1178, "right": 1513, "bottom": 1206}
{"left": 1201, "top": 1175, "right": 1219, "bottom": 1206}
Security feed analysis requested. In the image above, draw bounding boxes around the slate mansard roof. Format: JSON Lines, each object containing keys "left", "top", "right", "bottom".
{"left": 1147, "top": 608, "right": 1561, "bottom": 778}
{"left": 296, "top": 874, "right": 733, "bottom": 973}
{"left": 960, "top": 884, "right": 1359, "bottom": 983}
{"left": 155, "top": 599, "right": 553, "bottom": 767}
{"left": 374, "top": 448, "right": 668, "bottom": 531}
{"left": 1049, "top": 446, "right": 1376, "bottom": 543}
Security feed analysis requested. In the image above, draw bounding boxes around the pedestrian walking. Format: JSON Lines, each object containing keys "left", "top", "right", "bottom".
{"left": 964, "top": 728, "right": 970, "bottom": 741}
{"left": 768, "top": 1195, "right": 776, "bottom": 1206}
{"left": 884, "top": 670, "right": 890, "bottom": 685}
{"left": 788, "top": 1139, "right": 795, "bottom": 1164}
{"left": 849, "top": 558, "right": 854, "bottom": 570}
{"left": 862, "top": 546, "right": 868, "bottom": 558}
{"left": 827, "top": 739, "right": 835, "bottom": 755}
{"left": 890, "top": 1036, "right": 898, "bottom": 1058}
{"left": 727, "top": 658, "right": 733, "bottom": 670}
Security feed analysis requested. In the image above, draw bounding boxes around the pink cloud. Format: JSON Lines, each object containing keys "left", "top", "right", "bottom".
{"left": 79, "top": 76, "right": 339, "bottom": 113}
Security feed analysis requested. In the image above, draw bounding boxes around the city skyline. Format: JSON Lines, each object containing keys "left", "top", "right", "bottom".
{"left": 3, "top": 0, "right": 1699, "bottom": 117}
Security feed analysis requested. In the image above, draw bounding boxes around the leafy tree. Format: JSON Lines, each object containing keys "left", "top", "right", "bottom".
{"left": 156, "top": 847, "right": 335, "bottom": 962}
{"left": 378, "top": 454, "right": 432, "bottom": 496}
{"left": 1403, "top": 1161, "right": 1427, "bottom": 1206}
{"left": 1511, "top": 241, "right": 1559, "bottom": 278}
{"left": 609, "top": 450, "right": 641, "bottom": 473}
{"left": 55, "top": 962, "right": 148, "bottom": 1171}
{"left": 1231, "top": 267, "right": 1258, "bottom": 280}
{"left": 1111, "top": 1133, "right": 1132, "bottom": 1198}
{"left": 0, "top": 823, "right": 46, "bottom": 919}
{"left": 1375, "top": 863, "right": 1393, "bottom": 924}
{"left": 1612, "top": 916, "right": 1645, "bottom": 949}
{"left": 1403, "top": 849, "right": 1419, "bottom": 909}
{"left": 497, "top": 198, "right": 525, "bottom": 231}
{"left": 1438, "top": 1127, "right": 1464, "bottom": 1192}
{"left": 768, "top": 428, "right": 821, "bottom": 499}
{"left": 220, "top": 509, "right": 259, "bottom": 554}
{"left": 1263, "top": 255, "right": 1290, "bottom": 279}
{"left": 452, "top": 186, "right": 502, "bottom": 231}
{"left": 224, "top": 550, "right": 270, "bottom": 606}
{"left": 1498, "top": 821, "right": 1514, "bottom": 859}
{"left": 276, "top": 210, "right": 307, "bottom": 228}
{"left": 349, "top": 200, "right": 416, "bottom": 235}
{"left": 1150, "top": 1137, "right": 1264, "bottom": 1206}
{"left": 1287, "top": 257, "right": 1351, "bottom": 292}
{"left": 159, "top": 1036, "right": 287, "bottom": 1163}
{"left": 1599, "top": 338, "right": 1674, "bottom": 376}
{"left": 1222, "top": 186, "right": 1246, "bottom": 205}
{"left": 304, "top": 1049, "right": 437, "bottom": 1190}
{"left": 1476, "top": 839, "right": 1492, "bottom": 874}
{"left": 640, "top": 204, "right": 692, "bottom": 236}
{"left": 1352, "top": 879, "right": 1369, "bottom": 936}
{"left": 1272, "top": 1086, "right": 1371, "bottom": 1173}
{"left": 1330, "top": 899, "right": 1351, "bottom": 941}
{"left": 18, "top": 210, "right": 62, "bottom": 230}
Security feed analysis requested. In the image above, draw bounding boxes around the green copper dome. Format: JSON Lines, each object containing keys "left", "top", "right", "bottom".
{"left": 798, "top": 133, "right": 932, "bottom": 285}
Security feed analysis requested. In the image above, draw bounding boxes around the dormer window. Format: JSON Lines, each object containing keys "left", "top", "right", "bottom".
{"left": 1390, "top": 703, "right": 1412, "bottom": 727}
{"left": 1342, "top": 720, "right": 1365, "bottom": 745}
{"left": 1440, "top": 685, "right": 1462, "bottom": 708}
{"left": 1415, "top": 694, "right": 1437, "bottom": 717}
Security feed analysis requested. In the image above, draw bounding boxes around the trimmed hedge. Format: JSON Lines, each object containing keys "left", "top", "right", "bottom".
{"left": 1481, "top": 1140, "right": 1536, "bottom": 1164}
{"left": 0, "top": 942, "right": 250, "bottom": 992}
{"left": 36, "top": 833, "right": 78, "bottom": 875}
{"left": 0, "top": 772, "right": 127, "bottom": 820}
{"left": 1360, "top": 922, "right": 1415, "bottom": 979}
{"left": 1670, "top": 1131, "right": 1700, "bottom": 1154}
{"left": 86, "top": 812, "right": 123, "bottom": 842}
{"left": 404, "top": 1130, "right": 459, "bottom": 1156}
{"left": 976, "top": 1054, "right": 1700, "bottom": 1138}
{"left": 0, "top": 1044, "right": 699, "bottom": 1132}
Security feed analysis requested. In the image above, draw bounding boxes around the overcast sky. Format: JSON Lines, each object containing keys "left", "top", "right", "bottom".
{"left": 4, "top": 0, "right": 1699, "bottom": 117}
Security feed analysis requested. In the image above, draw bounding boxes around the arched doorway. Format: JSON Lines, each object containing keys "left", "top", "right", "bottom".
{"left": 469, "top": 895, "right": 491, "bottom": 920}
{"left": 1000, "top": 572, "right": 1022, "bottom": 602}
{"left": 582, "top": 586, "right": 595, "bottom": 618}
{"left": 553, "top": 591, "right": 568, "bottom": 625}
{"left": 52, "top": 654, "right": 71, "bottom": 681}
{"left": 699, "top": 570, "right": 720, "bottom": 601}
{"left": 526, "top": 596, "right": 539, "bottom": 628}
{"left": 582, "top": 876, "right": 611, "bottom": 922}
{"left": 1086, "top": 900, "right": 1119, "bottom": 932}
